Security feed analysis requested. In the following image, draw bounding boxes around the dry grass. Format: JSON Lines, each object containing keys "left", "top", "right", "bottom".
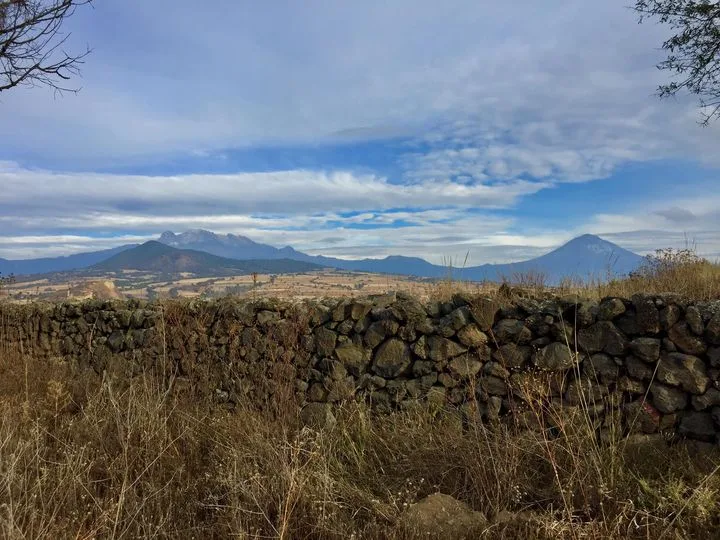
{"left": 0, "top": 346, "right": 719, "bottom": 539}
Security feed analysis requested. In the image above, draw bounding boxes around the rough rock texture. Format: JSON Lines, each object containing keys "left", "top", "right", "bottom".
{"left": 3, "top": 294, "right": 720, "bottom": 443}
{"left": 399, "top": 493, "right": 487, "bottom": 539}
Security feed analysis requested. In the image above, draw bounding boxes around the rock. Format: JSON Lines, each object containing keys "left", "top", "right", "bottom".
{"left": 468, "top": 297, "right": 501, "bottom": 331}
{"left": 413, "top": 335, "right": 428, "bottom": 359}
{"left": 668, "top": 322, "right": 707, "bottom": 356}
{"left": 334, "top": 342, "right": 368, "bottom": 377}
{"left": 483, "top": 361, "right": 510, "bottom": 379}
{"left": 480, "top": 376, "right": 509, "bottom": 396}
{"left": 691, "top": 388, "right": 720, "bottom": 411}
{"left": 706, "top": 314, "right": 720, "bottom": 346}
{"left": 659, "top": 304, "right": 682, "bottom": 331}
{"left": 626, "top": 356, "right": 654, "bottom": 381}
{"left": 349, "top": 301, "right": 372, "bottom": 321}
{"left": 632, "top": 294, "right": 661, "bottom": 334}
{"left": 372, "top": 338, "right": 411, "bottom": 378}
{"left": 533, "top": 342, "right": 578, "bottom": 371}
{"left": 364, "top": 320, "right": 399, "bottom": 349}
{"left": 624, "top": 400, "right": 662, "bottom": 433}
{"left": 565, "top": 379, "right": 608, "bottom": 406}
{"left": 400, "top": 493, "right": 487, "bottom": 539}
{"left": 685, "top": 305, "right": 705, "bottom": 335}
{"left": 427, "top": 336, "right": 467, "bottom": 363}
{"left": 577, "top": 321, "right": 628, "bottom": 356}
{"left": 456, "top": 324, "right": 488, "bottom": 348}
{"left": 656, "top": 353, "right": 710, "bottom": 394}
{"left": 584, "top": 353, "right": 620, "bottom": 383}
{"left": 713, "top": 407, "right": 720, "bottom": 428}
{"left": 449, "top": 356, "right": 483, "bottom": 378}
{"left": 650, "top": 383, "right": 688, "bottom": 414}
{"left": 679, "top": 411, "right": 717, "bottom": 441}
{"left": 300, "top": 403, "right": 336, "bottom": 429}
{"left": 315, "top": 327, "right": 338, "bottom": 357}
{"left": 709, "top": 347, "right": 720, "bottom": 368}
{"left": 492, "top": 319, "right": 531, "bottom": 344}
{"left": 438, "top": 307, "right": 472, "bottom": 336}
{"left": 630, "top": 338, "right": 661, "bottom": 363}
{"left": 493, "top": 343, "right": 532, "bottom": 370}
{"left": 618, "top": 376, "right": 646, "bottom": 395}
{"left": 412, "top": 360, "right": 435, "bottom": 377}
{"left": 598, "top": 298, "right": 626, "bottom": 320}
{"left": 106, "top": 330, "right": 125, "bottom": 353}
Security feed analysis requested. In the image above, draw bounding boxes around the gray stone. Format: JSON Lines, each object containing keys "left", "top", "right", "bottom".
{"left": 349, "top": 301, "right": 372, "bottom": 321}
{"left": 668, "top": 322, "right": 707, "bottom": 356}
{"left": 427, "top": 336, "right": 467, "bottom": 362}
{"left": 412, "top": 360, "right": 435, "bottom": 377}
{"left": 480, "top": 376, "right": 508, "bottom": 396}
{"left": 449, "top": 356, "right": 483, "bottom": 378}
{"left": 650, "top": 383, "right": 688, "bottom": 414}
{"left": 685, "top": 305, "right": 705, "bottom": 335}
{"left": 468, "top": 297, "right": 501, "bottom": 331}
{"left": 533, "top": 342, "right": 579, "bottom": 371}
{"left": 334, "top": 342, "right": 369, "bottom": 377}
{"left": 106, "top": 330, "right": 125, "bottom": 353}
{"left": 660, "top": 304, "right": 682, "bottom": 331}
{"left": 679, "top": 411, "right": 717, "bottom": 441}
{"left": 691, "top": 388, "right": 720, "bottom": 411}
{"left": 372, "top": 338, "right": 411, "bottom": 378}
{"left": 577, "top": 321, "right": 628, "bottom": 356}
{"left": 632, "top": 294, "right": 661, "bottom": 334}
{"left": 565, "top": 379, "right": 609, "bottom": 405}
{"left": 626, "top": 356, "right": 655, "bottom": 381}
{"left": 315, "top": 327, "right": 338, "bottom": 357}
{"left": 364, "top": 319, "right": 399, "bottom": 349}
{"left": 598, "top": 298, "right": 626, "bottom": 320}
{"left": 706, "top": 314, "right": 720, "bottom": 346}
{"left": 300, "top": 403, "right": 336, "bottom": 429}
{"left": 492, "top": 319, "right": 531, "bottom": 344}
{"left": 456, "top": 324, "right": 488, "bottom": 348}
{"left": 492, "top": 343, "right": 531, "bottom": 370}
{"left": 657, "top": 353, "right": 710, "bottom": 394}
{"left": 630, "top": 338, "right": 661, "bottom": 363}
{"left": 482, "top": 361, "right": 510, "bottom": 379}
{"left": 584, "top": 353, "right": 620, "bottom": 383}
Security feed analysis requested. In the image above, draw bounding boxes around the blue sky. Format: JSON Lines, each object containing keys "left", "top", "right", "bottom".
{"left": 1, "top": 0, "right": 720, "bottom": 263}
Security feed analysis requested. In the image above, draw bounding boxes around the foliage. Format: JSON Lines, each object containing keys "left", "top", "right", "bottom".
{"left": 635, "top": 0, "right": 720, "bottom": 124}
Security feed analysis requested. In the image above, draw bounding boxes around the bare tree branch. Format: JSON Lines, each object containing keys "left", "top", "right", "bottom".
{"left": 635, "top": 0, "right": 720, "bottom": 125}
{"left": 0, "top": 0, "right": 92, "bottom": 94}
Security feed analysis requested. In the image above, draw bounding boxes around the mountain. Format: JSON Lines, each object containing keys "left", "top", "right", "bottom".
{"left": 457, "top": 234, "right": 646, "bottom": 283}
{"left": 0, "top": 244, "right": 137, "bottom": 276}
{"left": 157, "top": 229, "right": 645, "bottom": 283}
{"left": 92, "top": 241, "right": 324, "bottom": 275}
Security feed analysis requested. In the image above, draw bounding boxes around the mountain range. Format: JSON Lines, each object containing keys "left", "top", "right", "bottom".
{"left": 0, "top": 230, "right": 647, "bottom": 284}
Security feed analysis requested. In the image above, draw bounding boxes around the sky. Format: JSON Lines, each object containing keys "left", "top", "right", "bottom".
{"left": 1, "top": 0, "right": 720, "bottom": 264}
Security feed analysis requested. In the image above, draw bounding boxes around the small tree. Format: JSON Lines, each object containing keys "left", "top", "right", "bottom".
{"left": 0, "top": 271, "right": 15, "bottom": 296}
{"left": 0, "top": 0, "right": 92, "bottom": 94}
{"left": 635, "top": 1, "right": 720, "bottom": 124}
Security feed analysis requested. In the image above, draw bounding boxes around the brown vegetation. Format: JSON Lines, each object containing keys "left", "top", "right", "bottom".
{"left": 0, "top": 346, "right": 718, "bottom": 539}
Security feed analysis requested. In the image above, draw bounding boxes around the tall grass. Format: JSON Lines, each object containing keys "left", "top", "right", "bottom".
{"left": 0, "top": 345, "right": 719, "bottom": 539}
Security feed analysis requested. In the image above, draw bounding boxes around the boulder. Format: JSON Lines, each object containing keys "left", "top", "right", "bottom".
{"left": 468, "top": 297, "right": 501, "bottom": 331}
{"left": 456, "top": 324, "right": 488, "bottom": 348}
{"left": 334, "top": 342, "right": 369, "bottom": 377}
{"left": 577, "top": 321, "right": 628, "bottom": 356}
{"left": 630, "top": 338, "right": 661, "bottom": 363}
{"left": 656, "top": 353, "right": 710, "bottom": 394}
{"left": 492, "top": 319, "right": 531, "bottom": 344}
{"left": 598, "top": 297, "right": 626, "bottom": 321}
{"left": 533, "top": 342, "right": 578, "bottom": 371}
{"left": 315, "top": 327, "right": 338, "bottom": 357}
{"left": 364, "top": 319, "right": 399, "bottom": 349}
{"left": 449, "top": 356, "right": 483, "bottom": 378}
{"left": 679, "top": 411, "right": 717, "bottom": 441}
{"left": 685, "top": 305, "right": 704, "bottom": 335}
{"left": 659, "top": 304, "right": 681, "bottom": 331}
{"left": 691, "top": 388, "right": 720, "bottom": 411}
{"left": 427, "top": 336, "right": 467, "bottom": 362}
{"left": 650, "top": 383, "right": 688, "bottom": 414}
{"left": 626, "top": 356, "right": 654, "bottom": 381}
{"left": 584, "top": 353, "right": 620, "bottom": 383}
{"left": 668, "top": 322, "right": 707, "bottom": 356}
{"left": 706, "top": 314, "right": 720, "bottom": 346}
{"left": 493, "top": 343, "right": 532, "bottom": 370}
{"left": 372, "top": 338, "right": 411, "bottom": 378}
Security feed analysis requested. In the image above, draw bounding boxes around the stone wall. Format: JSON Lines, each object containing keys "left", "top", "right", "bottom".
{"left": 2, "top": 292, "right": 720, "bottom": 442}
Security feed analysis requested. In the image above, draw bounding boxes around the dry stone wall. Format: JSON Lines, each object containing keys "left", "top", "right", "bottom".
{"left": 2, "top": 292, "right": 720, "bottom": 442}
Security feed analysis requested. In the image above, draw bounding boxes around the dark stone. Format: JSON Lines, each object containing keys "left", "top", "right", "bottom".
{"left": 659, "top": 304, "right": 681, "bottom": 331}
{"left": 618, "top": 375, "right": 646, "bottom": 395}
{"left": 685, "top": 306, "right": 705, "bottom": 335}
{"left": 449, "top": 356, "right": 483, "bottom": 378}
{"left": 657, "top": 353, "right": 710, "bottom": 394}
{"left": 493, "top": 343, "right": 532, "bottom": 370}
{"left": 565, "top": 379, "right": 608, "bottom": 405}
{"left": 624, "top": 400, "right": 661, "bottom": 433}
{"left": 412, "top": 360, "right": 435, "bottom": 377}
{"left": 456, "top": 324, "right": 488, "bottom": 348}
{"left": 364, "top": 320, "right": 399, "bottom": 349}
{"left": 584, "top": 353, "right": 620, "bottom": 383}
{"left": 705, "top": 314, "right": 720, "bottom": 346}
{"left": 334, "top": 342, "right": 369, "bottom": 377}
{"left": 107, "top": 330, "right": 125, "bottom": 353}
{"left": 427, "top": 336, "right": 467, "bottom": 363}
{"left": 492, "top": 319, "right": 531, "bottom": 344}
{"left": 598, "top": 298, "right": 626, "bottom": 320}
{"left": 480, "top": 376, "right": 508, "bottom": 396}
{"left": 691, "top": 388, "right": 720, "bottom": 411}
{"left": 630, "top": 338, "right": 661, "bottom": 363}
{"left": 315, "top": 327, "right": 338, "bottom": 357}
{"left": 668, "top": 322, "right": 707, "bottom": 355}
{"left": 372, "top": 338, "right": 412, "bottom": 378}
{"left": 650, "top": 383, "right": 688, "bottom": 414}
{"left": 469, "top": 297, "right": 501, "bottom": 331}
{"left": 300, "top": 403, "right": 336, "bottom": 429}
{"left": 577, "top": 321, "right": 628, "bottom": 356}
{"left": 679, "top": 411, "right": 717, "bottom": 441}
{"left": 631, "top": 294, "right": 661, "bottom": 334}
{"left": 626, "top": 356, "right": 654, "bottom": 381}
{"left": 533, "top": 342, "right": 579, "bottom": 371}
